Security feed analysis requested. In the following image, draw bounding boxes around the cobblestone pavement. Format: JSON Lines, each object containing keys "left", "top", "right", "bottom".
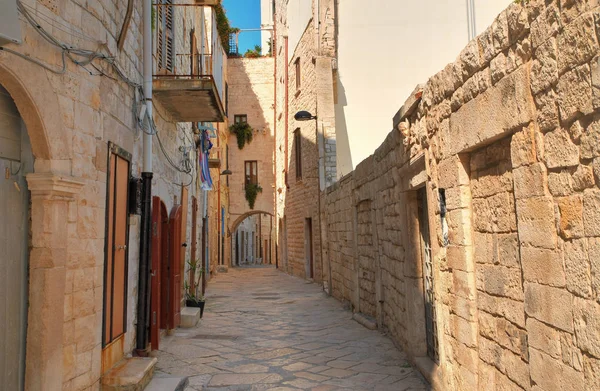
{"left": 155, "top": 266, "right": 429, "bottom": 391}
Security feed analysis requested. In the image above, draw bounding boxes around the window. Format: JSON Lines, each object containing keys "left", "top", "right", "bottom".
{"left": 295, "top": 58, "right": 301, "bottom": 90}
{"left": 157, "top": 0, "right": 175, "bottom": 72}
{"left": 234, "top": 114, "right": 247, "bottom": 124}
{"left": 245, "top": 161, "right": 258, "bottom": 186}
{"left": 294, "top": 128, "right": 302, "bottom": 179}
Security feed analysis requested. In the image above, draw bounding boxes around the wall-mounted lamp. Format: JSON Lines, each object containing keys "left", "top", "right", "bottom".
{"left": 220, "top": 169, "right": 232, "bottom": 175}
{"left": 294, "top": 110, "right": 317, "bottom": 121}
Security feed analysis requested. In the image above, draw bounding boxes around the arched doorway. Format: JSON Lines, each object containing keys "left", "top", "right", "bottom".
{"left": 230, "top": 211, "right": 274, "bottom": 267}
{"left": 0, "top": 59, "right": 83, "bottom": 390}
{"left": 0, "top": 83, "right": 34, "bottom": 390}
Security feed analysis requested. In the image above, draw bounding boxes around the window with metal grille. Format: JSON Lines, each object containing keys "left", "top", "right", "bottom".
{"left": 294, "top": 128, "right": 302, "bottom": 180}
{"left": 417, "top": 187, "right": 439, "bottom": 363}
{"left": 245, "top": 161, "right": 257, "bottom": 187}
{"left": 157, "top": 0, "right": 175, "bottom": 72}
{"left": 234, "top": 114, "right": 247, "bottom": 124}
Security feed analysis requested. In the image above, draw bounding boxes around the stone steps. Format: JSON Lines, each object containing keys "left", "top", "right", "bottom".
{"left": 144, "top": 372, "right": 188, "bottom": 391}
{"left": 101, "top": 357, "right": 157, "bottom": 391}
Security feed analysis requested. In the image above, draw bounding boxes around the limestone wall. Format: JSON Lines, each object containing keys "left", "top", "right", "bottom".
{"left": 227, "top": 57, "right": 275, "bottom": 225}
{"left": 320, "top": 1, "right": 600, "bottom": 389}
{"left": 0, "top": 0, "right": 220, "bottom": 389}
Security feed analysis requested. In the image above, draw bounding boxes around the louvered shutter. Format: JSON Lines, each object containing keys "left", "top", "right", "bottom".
{"left": 166, "top": 0, "right": 174, "bottom": 72}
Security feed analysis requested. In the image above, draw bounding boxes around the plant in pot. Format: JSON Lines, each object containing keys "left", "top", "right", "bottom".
{"left": 229, "top": 121, "right": 253, "bottom": 149}
{"left": 185, "top": 259, "right": 206, "bottom": 317}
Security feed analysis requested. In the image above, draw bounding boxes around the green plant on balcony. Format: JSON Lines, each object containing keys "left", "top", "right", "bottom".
{"left": 245, "top": 183, "right": 263, "bottom": 209}
{"left": 214, "top": 1, "right": 237, "bottom": 53}
{"left": 229, "top": 121, "right": 253, "bottom": 149}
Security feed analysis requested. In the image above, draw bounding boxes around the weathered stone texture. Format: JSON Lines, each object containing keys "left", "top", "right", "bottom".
{"left": 307, "top": 1, "right": 600, "bottom": 390}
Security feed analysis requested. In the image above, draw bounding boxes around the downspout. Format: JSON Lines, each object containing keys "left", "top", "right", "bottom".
{"left": 217, "top": 124, "right": 221, "bottom": 266}
{"left": 273, "top": 18, "right": 277, "bottom": 266}
{"left": 136, "top": 0, "right": 153, "bottom": 353}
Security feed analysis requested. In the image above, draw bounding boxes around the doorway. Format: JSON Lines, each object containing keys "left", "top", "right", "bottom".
{"left": 150, "top": 197, "right": 169, "bottom": 350}
{"left": 0, "top": 84, "right": 34, "bottom": 390}
{"left": 168, "top": 205, "right": 183, "bottom": 329}
{"left": 102, "top": 143, "right": 131, "bottom": 370}
{"left": 305, "top": 218, "right": 314, "bottom": 279}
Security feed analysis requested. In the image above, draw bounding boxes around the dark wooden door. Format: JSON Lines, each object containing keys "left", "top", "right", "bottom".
{"left": 150, "top": 197, "right": 168, "bottom": 350}
{"left": 189, "top": 197, "right": 198, "bottom": 294}
{"left": 103, "top": 145, "right": 131, "bottom": 347}
{"left": 160, "top": 204, "right": 169, "bottom": 330}
{"left": 168, "top": 205, "right": 182, "bottom": 329}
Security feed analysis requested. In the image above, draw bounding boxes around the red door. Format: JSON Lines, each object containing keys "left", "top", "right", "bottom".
{"left": 150, "top": 197, "right": 168, "bottom": 350}
{"left": 168, "top": 205, "right": 182, "bottom": 329}
{"left": 160, "top": 205, "right": 169, "bottom": 330}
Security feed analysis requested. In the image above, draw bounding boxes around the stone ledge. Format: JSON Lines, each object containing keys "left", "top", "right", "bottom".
{"left": 180, "top": 307, "right": 200, "bottom": 328}
{"left": 101, "top": 357, "right": 157, "bottom": 391}
{"left": 145, "top": 372, "right": 188, "bottom": 391}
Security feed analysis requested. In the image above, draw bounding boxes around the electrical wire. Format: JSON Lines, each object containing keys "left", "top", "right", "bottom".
{"left": 0, "top": 46, "right": 67, "bottom": 74}
{"left": 8, "top": 0, "right": 200, "bottom": 179}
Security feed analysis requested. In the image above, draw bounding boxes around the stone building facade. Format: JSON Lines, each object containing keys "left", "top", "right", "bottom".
{"left": 317, "top": 0, "right": 600, "bottom": 390}
{"left": 227, "top": 57, "right": 276, "bottom": 267}
{"left": 272, "top": 0, "right": 338, "bottom": 281}
{"left": 0, "top": 1, "right": 229, "bottom": 389}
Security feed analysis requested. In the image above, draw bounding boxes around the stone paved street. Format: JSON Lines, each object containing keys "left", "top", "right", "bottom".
{"left": 154, "top": 266, "right": 428, "bottom": 390}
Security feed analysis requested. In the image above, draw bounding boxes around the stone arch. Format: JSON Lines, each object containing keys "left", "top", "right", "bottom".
{"left": 0, "top": 54, "right": 68, "bottom": 162}
{"left": 230, "top": 210, "right": 274, "bottom": 233}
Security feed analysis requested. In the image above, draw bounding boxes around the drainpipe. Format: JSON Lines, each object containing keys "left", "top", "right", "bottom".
{"left": 136, "top": 0, "right": 153, "bottom": 353}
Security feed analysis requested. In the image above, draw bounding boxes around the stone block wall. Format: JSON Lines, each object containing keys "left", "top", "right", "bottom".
{"left": 227, "top": 57, "right": 275, "bottom": 226}
{"left": 319, "top": 1, "right": 600, "bottom": 389}
{"left": 0, "top": 0, "right": 218, "bottom": 389}
{"left": 273, "top": 14, "right": 324, "bottom": 281}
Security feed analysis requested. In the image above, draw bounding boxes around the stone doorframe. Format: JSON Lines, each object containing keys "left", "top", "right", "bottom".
{"left": 25, "top": 174, "right": 84, "bottom": 390}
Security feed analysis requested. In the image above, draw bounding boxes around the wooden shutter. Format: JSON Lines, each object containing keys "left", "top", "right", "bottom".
{"left": 165, "top": 0, "right": 174, "bottom": 72}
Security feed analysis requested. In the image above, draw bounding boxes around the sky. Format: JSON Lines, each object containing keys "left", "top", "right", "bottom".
{"left": 222, "top": 0, "right": 262, "bottom": 54}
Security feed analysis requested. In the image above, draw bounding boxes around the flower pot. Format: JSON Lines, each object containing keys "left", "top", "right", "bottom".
{"left": 186, "top": 299, "right": 205, "bottom": 318}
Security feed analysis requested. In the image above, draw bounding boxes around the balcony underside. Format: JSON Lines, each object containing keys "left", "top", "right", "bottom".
{"left": 153, "top": 78, "right": 225, "bottom": 123}
{"left": 195, "top": 0, "right": 219, "bottom": 4}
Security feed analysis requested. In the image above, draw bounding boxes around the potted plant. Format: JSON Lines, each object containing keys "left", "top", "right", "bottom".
{"left": 185, "top": 260, "right": 206, "bottom": 317}
{"left": 229, "top": 121, "right": 253, "bottom": 149}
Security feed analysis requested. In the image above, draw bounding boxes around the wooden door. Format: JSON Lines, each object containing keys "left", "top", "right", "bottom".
{"left": 180, "top": 186, "right": 188, "bottom": 306}
{"left": 103, "top": 144, "right": 131, "bottom": 348}
{"left": 150, "top": 197, "right": 168, "bottom": 350}
{"left": 189, "top": 197, "right": 198, "bottom": 294}
{"left": 0, "top": 85, "right": 33, "bottom": 390}
{"left": 168, "top": 205, "right": 182, "bottom": 329}
{"left": 160, "top": 204, "right": 169, "bottom": 329}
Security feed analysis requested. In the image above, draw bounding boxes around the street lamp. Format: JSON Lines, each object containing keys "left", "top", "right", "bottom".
{"left": 294, "top": 110, "right": 317, "bottom": 121}
{"left": 220, "top": 169, "right": 232, "bottom": 175}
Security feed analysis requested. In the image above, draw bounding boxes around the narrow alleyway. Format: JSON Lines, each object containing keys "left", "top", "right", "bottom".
{"left": 154, "top": 267, "right": 428, "bottom": 390}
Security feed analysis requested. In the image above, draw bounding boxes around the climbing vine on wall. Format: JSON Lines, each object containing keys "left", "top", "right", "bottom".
{"left": 229, "top": 122, "right": 254, "bottom": 149}
{"left": 245, "top": 184, "right": 263, "bottom": 209}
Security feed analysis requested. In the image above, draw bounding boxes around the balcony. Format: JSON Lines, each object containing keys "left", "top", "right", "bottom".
{"left": 194, "top": 0, "right": 219, "bottom": 4}
{"left": 153, "top": 53, "right": 226, "bottom": 122}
